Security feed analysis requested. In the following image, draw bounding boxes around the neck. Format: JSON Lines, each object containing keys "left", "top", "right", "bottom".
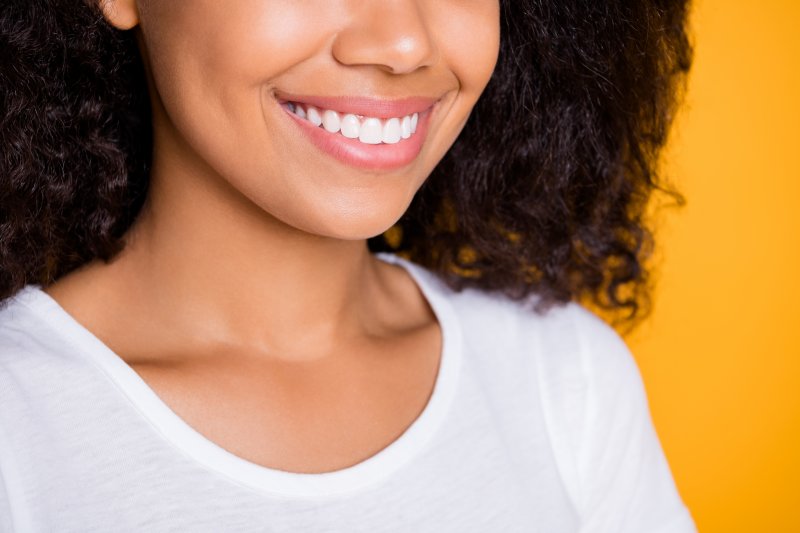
{"left": 96, "top": 132, "right": 393, "bottom": 362}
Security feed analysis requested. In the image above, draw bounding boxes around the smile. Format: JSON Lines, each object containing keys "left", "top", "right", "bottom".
{"left": 285, "top": 102, "right": 419, "bottom": 145}
{"left": 276, "top": 92, "right": 439, "bottom": 171}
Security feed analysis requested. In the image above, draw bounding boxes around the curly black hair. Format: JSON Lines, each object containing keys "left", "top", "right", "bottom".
{"left": 0, "top": 0, "right": 692, "bottom": 325}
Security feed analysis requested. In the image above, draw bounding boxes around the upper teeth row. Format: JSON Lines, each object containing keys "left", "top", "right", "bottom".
{"left": 287, "top": 102, "right": 419, "bottom": 145}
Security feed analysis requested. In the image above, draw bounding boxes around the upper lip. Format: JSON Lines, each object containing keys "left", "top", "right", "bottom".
{"left": 275, "top": 90, "right": 440, "bottom": 119}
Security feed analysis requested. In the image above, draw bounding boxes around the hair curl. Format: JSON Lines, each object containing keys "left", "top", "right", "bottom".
{"left": 0, "top": 0, "right": 692, "bottom": 325}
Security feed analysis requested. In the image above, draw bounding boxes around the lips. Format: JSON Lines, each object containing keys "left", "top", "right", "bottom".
{"left": 274, "top": 91, "right": 440, "bottom": 171}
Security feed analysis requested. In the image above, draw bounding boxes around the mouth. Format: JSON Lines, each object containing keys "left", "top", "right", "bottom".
{"left": 274, "top": 91, "right": 440, "bottom": 171}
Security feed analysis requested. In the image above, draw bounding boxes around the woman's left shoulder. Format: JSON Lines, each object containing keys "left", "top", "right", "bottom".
{"left": 442, "top": 283, "right": 629, "bottom": 367}
{"left": 436, "top": 284, "right": 697, "bottom": 531}
{"left": 403, "top": 257, "right": 635, "bottom": 382}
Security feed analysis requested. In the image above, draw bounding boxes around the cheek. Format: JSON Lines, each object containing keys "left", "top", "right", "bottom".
{"left": 433, "top": 1, "right": 501, "bottom": 99}
{"left": 138, "top": 3, "right": 341, "bottom": 201}
{"left": 414, "top": 1, "right": 499, "bottom": 164}
{"left": 139, "top": 1, "right": 329, "bottom": 145}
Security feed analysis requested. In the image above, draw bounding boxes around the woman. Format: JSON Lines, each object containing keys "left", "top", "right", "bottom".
{"left": 0, "top": 0, "right": 695, "bottom": 531}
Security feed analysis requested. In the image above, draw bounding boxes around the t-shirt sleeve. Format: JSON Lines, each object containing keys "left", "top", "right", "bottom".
{"left": 575, "top": 310, "right": 696, "bottom": 532}
{"left": 542, "top": 307, "right": 697, "bottom": 533}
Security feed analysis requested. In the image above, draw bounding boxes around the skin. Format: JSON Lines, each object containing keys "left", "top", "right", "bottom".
{"left": 47, "top": 0, "right": 500, "bottom": 473}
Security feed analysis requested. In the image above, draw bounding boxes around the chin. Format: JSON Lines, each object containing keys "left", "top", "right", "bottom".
{"left": 287, "top": 202, "right": 409, "bottom": 242}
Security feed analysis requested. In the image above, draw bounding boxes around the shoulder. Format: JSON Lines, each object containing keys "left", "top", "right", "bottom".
{"left": 0, "top": 286, "right": 121, "bottom": 450}
{"left": 424, "top": 268, "right": 631, "bottom": 377}
{"left": 445, "top": 286, "right": 644, "bottom": 430}
{"left": 409, "top": 260, "right": 639, "bottom": 401}
{"left": 530, "top": 301, "right": 639, "bottom": 392}
{"left": 506, "top": 301, "right": 693, "bottom": 530}
{"left": 0, "top": 285, "right": 81, "bottom": 396}
{"left": 390, "top": 251, "right": 631, "bottom": 370}
{"left": 0, "top": 286, "right": 50, "bottom": 362}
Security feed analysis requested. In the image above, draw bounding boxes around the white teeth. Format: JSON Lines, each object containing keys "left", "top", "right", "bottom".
{"left": 401, "top": 116, "right": 412, "bottom": 139}
{"left": 287, "top": 101, "right": 423, "bottom": 145}
{"left": 306, "top": 106, "right": 322, "bottom": 127}
{"left": 321, "top": 109, "right": 340, "bottom": 133}
{"left": 382, "top": 118, "right": 402, "bottom": 144}
{"left": 359, "top": 118, "right": 383, "bottom": 145}
{"left": 340, "top": 114, "right": 360, "bottom": 139}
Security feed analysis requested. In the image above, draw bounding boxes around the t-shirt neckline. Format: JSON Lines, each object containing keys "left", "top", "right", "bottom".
{"left": 15, "top": 251, "right": 463, "bottom": 499}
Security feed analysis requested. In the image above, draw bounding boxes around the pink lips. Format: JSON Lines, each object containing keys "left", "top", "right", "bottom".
{"left": 276, "top": 92, "right": 439, "bottom": 171}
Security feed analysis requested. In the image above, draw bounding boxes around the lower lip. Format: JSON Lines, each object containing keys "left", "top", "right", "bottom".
{"left": 280, "top": 102, "right": 435, "bottom": 171}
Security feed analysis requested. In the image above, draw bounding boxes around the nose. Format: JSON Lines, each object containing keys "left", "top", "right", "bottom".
{"left": 331, "top": 0, "right": 439, "bottom": 75}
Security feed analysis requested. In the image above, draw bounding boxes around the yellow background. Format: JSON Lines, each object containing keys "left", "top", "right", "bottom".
{"left": 626, "top": 0, "right": 800, "bottom": 531}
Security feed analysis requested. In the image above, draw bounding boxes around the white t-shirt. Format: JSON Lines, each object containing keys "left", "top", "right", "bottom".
{"left": 0, "top": 252, "right": 696, "bottom": 532}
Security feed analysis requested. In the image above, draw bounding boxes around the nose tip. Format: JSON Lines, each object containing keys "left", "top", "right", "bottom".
{"left": 331, "top": 2, "right": 439, "bottom": 75}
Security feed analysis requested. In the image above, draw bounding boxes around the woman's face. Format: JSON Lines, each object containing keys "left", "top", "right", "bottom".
{"left": 119, "top": 0, "right": 500, "bottom": 239}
